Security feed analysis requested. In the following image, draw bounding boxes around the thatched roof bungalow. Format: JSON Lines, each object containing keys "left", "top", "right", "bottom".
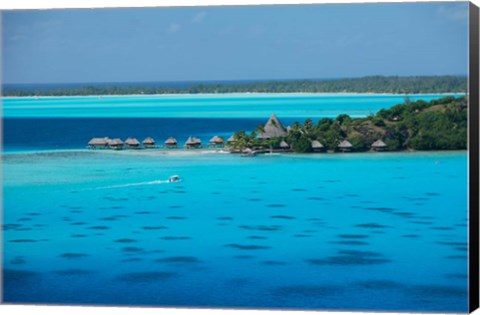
{"left": 241, "top": 147, "right": 257, "bottom": 157}
{"left": 280, "top": 140, "right": 290, "bottom": 150}
{"left": 108, "top": 138, "right": 124, "bottom": 150}
{"left": 227, "top": 135, "right": 236, "bottom": 143}
{"left": 185, "top": 136, "right": 202, "bottom": 149}
{"left": 311, "top": 140, "right": 325, "bottom": 152}
{"left": 164, "top": 137, "right": 178, "bottom": 148}
{"left": 257, "top": 113, "right": 288, "bottom": 140}
{"left": 371, "top": 139, "right": 388, "bottom": 151}
{"left": 142, "top": 137, "right": 156, "bottom": 147}
{"left": 209, "top": 135, "right": 224, "bottom": 146}
{"left": 338, "top": 140, "right": 353, "bottom": 152}
{"left": 125, "top": 137, "right": 140, "bottom": 148}
{"left": 88, "top": 137, "right": 110, "bottom": 149}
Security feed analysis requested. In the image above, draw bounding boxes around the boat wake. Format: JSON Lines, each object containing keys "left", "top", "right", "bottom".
{"left": 75, "top": 175, "right": 181, "bottom": 192}
{"left": 96, "top": 179, "right": 171, "bottom": 190}
{"left": 75, "top": 179, "right": 174, "bottom": 192}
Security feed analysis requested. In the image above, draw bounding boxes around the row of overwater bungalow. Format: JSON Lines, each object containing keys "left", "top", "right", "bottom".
{"left": 87, "top": 113, "right": 389, "bottom": 152}
{"left": 87, "top": 136, "right": 226, "bottom": 150}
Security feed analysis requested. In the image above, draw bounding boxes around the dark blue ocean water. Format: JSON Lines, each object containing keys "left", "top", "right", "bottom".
{"left": 2, "top": 118, "right": 270, "bottom": 151}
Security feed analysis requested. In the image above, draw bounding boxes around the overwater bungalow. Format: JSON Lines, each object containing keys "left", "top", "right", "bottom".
{"left": 164, "top": 137, "right": 178, "bottom": 148}
{"left": 142, "top": 137, "right": 156, "bottom": 148}
{"left": 257, "top": 113, "right": 288, "bottom": 140}
{"left": 88, "top": 137, "right": 110, "bottom": 149}
{"left": 311, "top": 140, "right": 325, "bottom": 152}
{"left": 371, "top": 139, "right": 388, "bottom": 151}
{"left": 108, "top": 138, "right": 124, "bottom": 150}
{"left": 185, "top": 136, "right": 202, "bottom": 149}
{"left": 227, "top": 135, "right": 236, "bottom": 144}
{"left": 227, "top": 135, "right": 241, "bottom": 153}
{"left": 280, "top": 140, "right": 290, "bottom": 151}
{"left": 124, "top": 137, "right": 141, "bottom": 149}
{"left": 338, "top": 140, "right": 353, "bottom": 152}
{"left": 241, "top": 148, "right": 257, "bottom": 157}
{"left": 209, "top": 135, "right": 224, "bottom": 147}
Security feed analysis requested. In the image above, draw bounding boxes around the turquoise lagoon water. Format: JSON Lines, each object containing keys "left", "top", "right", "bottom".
{"left": 2, "top": 150, "right": 468, "bottom": 312}
{"left": 1, "top": 93, "right": 469, "bottom": 312}
{"left": 2, "top": 93, "right": 462, "bottom": 118}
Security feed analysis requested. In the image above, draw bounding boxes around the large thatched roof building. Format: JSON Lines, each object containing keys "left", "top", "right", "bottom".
{"left": 257, "top": 113, "right": 288, "bottom": 140}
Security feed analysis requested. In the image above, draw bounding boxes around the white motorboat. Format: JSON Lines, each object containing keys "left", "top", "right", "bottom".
{"left": 168, "top": 175, "right": 181, "bottom": 182}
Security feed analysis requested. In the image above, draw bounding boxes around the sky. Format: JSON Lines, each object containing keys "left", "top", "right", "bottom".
{"left": 1, "top": 1, "right": 470, "bottom": 84}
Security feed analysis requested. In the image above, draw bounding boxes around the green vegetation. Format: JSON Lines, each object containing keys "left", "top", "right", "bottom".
{"left": 3, "top": 76, "right": 467, "bottom": 96}
{"left": 228, "top": 96, "right": 468, "bottom": 153}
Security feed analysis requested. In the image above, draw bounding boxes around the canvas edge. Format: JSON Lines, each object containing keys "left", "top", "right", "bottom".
{"left": 469, "top": 1, "right": 480, "bottom": 313}
{"left": 0, "top": 9, "right": 5, "bottom": 306}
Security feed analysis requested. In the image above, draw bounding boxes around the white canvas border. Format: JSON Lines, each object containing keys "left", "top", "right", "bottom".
{"left": 0, "top": 1, "right": 478, "bottom": 315}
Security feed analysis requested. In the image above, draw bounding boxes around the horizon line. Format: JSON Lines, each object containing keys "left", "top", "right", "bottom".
{"left": 2, "top": 74, "right": 469, "bottom": 86}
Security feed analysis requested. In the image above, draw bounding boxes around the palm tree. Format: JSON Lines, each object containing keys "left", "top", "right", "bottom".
{"left": 292, "top": 121, "right": 301, "bottom": 132}
{"left": 248, "top": 131, "right": 257, "bottom": 147}
{"left": 237, "top": 138, "right": 248, "bottom": 151}
{"left": 303, "top": 118, "right": 313, "bottom": 134}
{"left": 268, "top": 139, "right": 275, "bottom": 154}
{"left": 232, "top": 131, "right": 247, "bottom": 150}
{"left": 255, "top": 124, "right": 265, "bottom": 134}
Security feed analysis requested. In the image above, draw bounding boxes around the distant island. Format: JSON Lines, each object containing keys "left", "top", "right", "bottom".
{"left": 3, "top": 75, "right": 467, "bottom": 97}
{"left": 229, "top": 95, "right": 467, "bottom": 153}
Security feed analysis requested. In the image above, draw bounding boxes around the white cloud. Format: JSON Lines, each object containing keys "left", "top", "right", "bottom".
{"left": 437, "top": 4, "right": 468, "bottom": 24}
{"left": 167, "top": 23, "right": 180, "bottom": 34}
{"left": 192, "top": 11, "right": 207, "bottom": 23}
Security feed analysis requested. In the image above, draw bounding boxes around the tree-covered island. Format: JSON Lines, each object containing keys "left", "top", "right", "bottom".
{"left": 3, "top": 75, "right": 467, "bottom": 96}
{"left": 227, "top": 96, "right": 467, "bottom": 153}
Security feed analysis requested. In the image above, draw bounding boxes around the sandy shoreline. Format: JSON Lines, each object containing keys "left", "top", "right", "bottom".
{"left": 97, "top": 148, "right": 232, "bottom": 156}
{"left": 1, "top": 148, "right": 467, "bottom": 158}
{"left": 2, "top": 92, "right": 466, "bottom": 99}
{"left": 1, "top": 148, "right": 231, "bottom": 157}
